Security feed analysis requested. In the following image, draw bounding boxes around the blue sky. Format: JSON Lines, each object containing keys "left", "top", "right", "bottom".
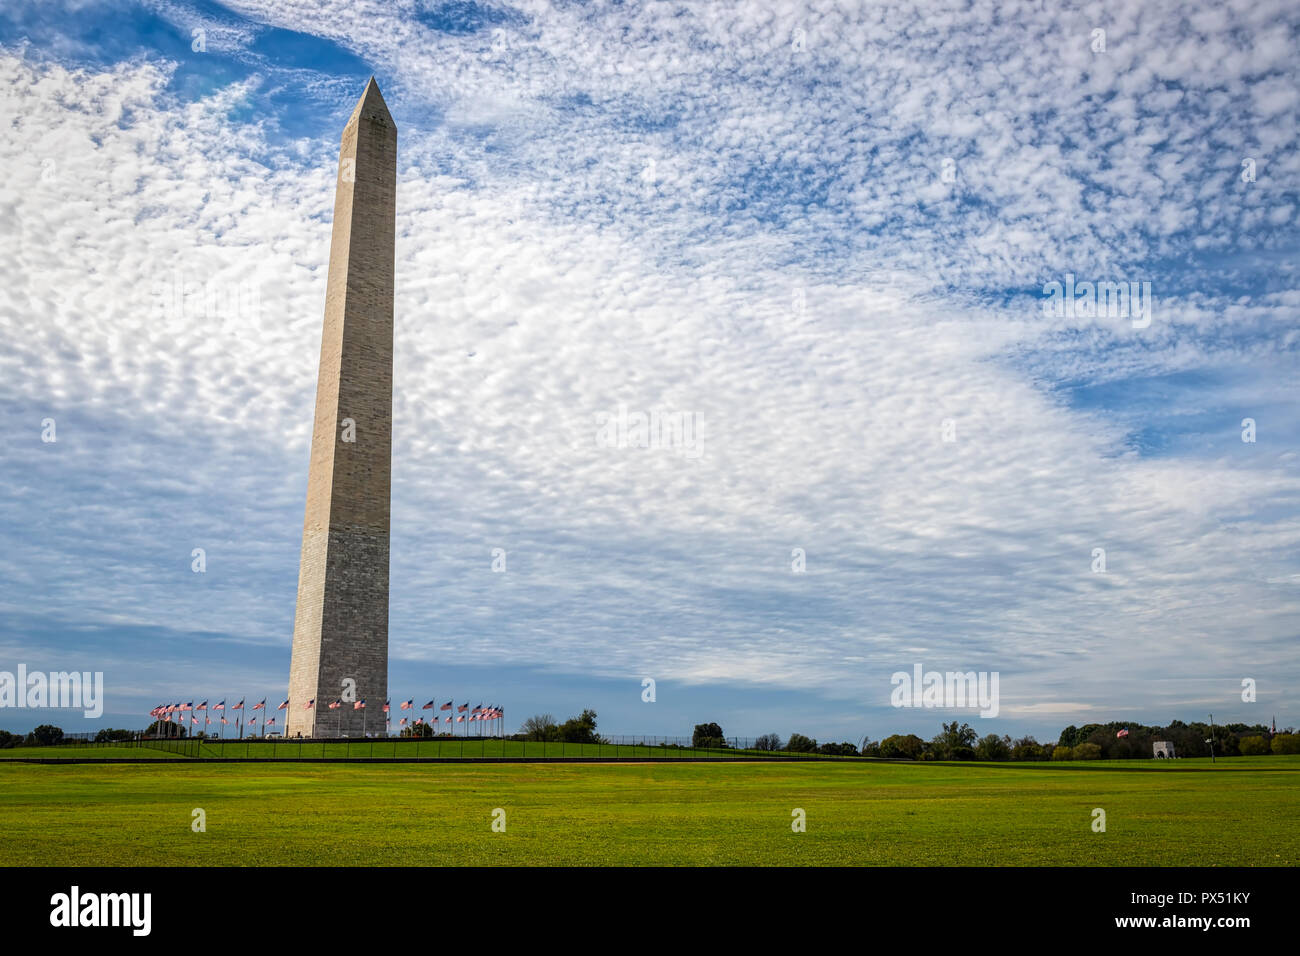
{"left": 0, "top": 0, "right": 1297, "bottom": 742}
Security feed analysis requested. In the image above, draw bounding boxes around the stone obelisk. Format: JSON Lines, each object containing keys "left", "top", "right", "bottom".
{"left": 287, "top": 78, "right": 396, "bottom": 738}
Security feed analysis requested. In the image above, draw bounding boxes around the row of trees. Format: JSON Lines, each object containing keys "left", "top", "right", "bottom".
{"left": 862, "top": 720, "right": 1300, "bottom": 761}
{"left": 8, "top": 714, "right": 1300, "bottom": 760}
{"left": 1055, "top": 720, "right": 1295, "bottom": 759}
{"left": 695, "top": 724, "right": 861, "bottom": 756}
{"left": 517, "top": 710, "right": 603, "bottom": 744}
{"left": 0, "top": 725, "right": 140, "bottom": 748}
{"left": 688, "top": 719, "right": 1300, "bottom": 761}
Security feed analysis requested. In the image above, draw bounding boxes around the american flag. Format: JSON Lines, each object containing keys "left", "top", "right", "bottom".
{"left": 456, "top": 714, "right": 465, "bottom": 722}
{"left": 277, "top": 699, "right": 289, "bottom": 710}
{"left": 197, "top": 701, "right": 207, "bottom": 711}
{"left": 267, "top": 717, "right": 275, "bottom": 726}
{"left": 354, "top": 700, "right": 366, "bottom": 710}
{"left": 252, "top": 699, "right": 265, "bottom": 710}
{"left": 1116, "top": 729, "right": 1130, "bottom": 738}
{"left": 233, "top": 699, "right": 244, "bottom": 710}
{"left": 401, "top": 700, "right": 414, "bottom": 710}
{"left": 328, "top": 700, "right": 340, "bottom": 710}
{"left": 444, "top": 715, "right": 452, "bottom": 723}
{"left": 383, "top": 700, "right": 390, "bottom": 713}
{"left": 303, "top": 699, "right": 314, "bottom": 709}
{"left": 214, "top": 701, "right": 225, "bottom": 710}
{"left": 248, "top": 716, "right": 257, "bottom": 724}
{"left": 414, "top": 717, "right": 423, "bottom": 726}
{"left": 472, "top": 703, "right": 483, "bottom": 713}
{"left": 399, "top": 718, "right": 407, "bottom": 726}
{"left": 458, "top": 703, "right": 468, "bottom": 713}
{"left": 220, "top": 717, "right": 228, "bottom": 725}
{"left": 191, "top": 716, "right": 198, "bottom": 724}
{"left": 422, "top": 700, "right": 435, "bottom": 710}
{"left": 441, "top": 700, "right": 453, "bottom": 711}
{"left": 183, "top": 702, "right": 193, "bottom": 711}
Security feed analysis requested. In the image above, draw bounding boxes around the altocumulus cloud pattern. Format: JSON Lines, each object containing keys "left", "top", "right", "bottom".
{"left": 0, "top": 0, "right": 1296, "bottom": 738}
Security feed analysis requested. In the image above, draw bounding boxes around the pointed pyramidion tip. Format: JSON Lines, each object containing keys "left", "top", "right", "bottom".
{"left": 348, "top": 75, "right": 394, "bottom": 129}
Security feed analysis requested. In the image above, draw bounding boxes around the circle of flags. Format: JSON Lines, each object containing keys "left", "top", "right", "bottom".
{"left": 147, "top": 697, "right": 503, "bottom": 738}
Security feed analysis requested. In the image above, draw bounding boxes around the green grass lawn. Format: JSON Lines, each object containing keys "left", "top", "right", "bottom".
{"left": 1, "top": 757, "right": 1295, "bottom": 866}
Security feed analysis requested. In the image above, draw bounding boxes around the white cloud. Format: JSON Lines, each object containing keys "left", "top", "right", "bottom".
{"left": 1, "top": 0, "right": 1297, "bottom": 727}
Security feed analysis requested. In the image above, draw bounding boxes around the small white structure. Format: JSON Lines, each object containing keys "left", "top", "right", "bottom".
{"left": 1153, "top": 741, "right": 1176, "bottom": 759}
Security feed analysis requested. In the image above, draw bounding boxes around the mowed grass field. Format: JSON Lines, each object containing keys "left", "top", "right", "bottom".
{"left": 1, "top": 757, "right": 1296, "bottom": 866}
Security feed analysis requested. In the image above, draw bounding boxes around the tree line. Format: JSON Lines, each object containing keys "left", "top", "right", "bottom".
{"left": 690, "top": 719, "right": 1300, "bottom": 760}
{"left": 5, "top": 714, "right": 1298, "bottom": 760}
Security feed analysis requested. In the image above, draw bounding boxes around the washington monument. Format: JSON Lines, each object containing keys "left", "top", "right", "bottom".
{"left": 287, "top": 78, "right": 396, "bottom": 738}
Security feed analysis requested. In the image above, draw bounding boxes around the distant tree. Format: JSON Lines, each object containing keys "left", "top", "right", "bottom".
{"left": 859, "top": 738, "right": 881, "bottom": 758}
{"left": 784, "top": 733, "right": 818, "bottom": 753}
{"left": 400, "top": 723, "right": 434, "bottom": 738}
{"left": 1210, "top": 726, "right": 1240, "bottom": 757}
{"left": 754, "top": 733, "right": 783, "bottom": 751}
{"left": 975, "top": 734, "right": 1011, "bottom": 761}
{"left": 879, "top": 734, "right": 925, "bottom": 759}
{"left": 1072, "top": 742, "right": 1103, "bottom": 760}
{"left": 26, "top": 725, "right": 63, "bottom": 747}
{"left": 1011, "top": 736, "right": 1044, "bottom": 761}
{"left": 1238, "top": 736, "right": 1270, "bottom": 756}
{"left": 1058, "top": 725, "right": 1080, "bottom": 748}
{"left": 520, "top": 714, "right": 559, "bottom": 741}
{"left": 1272, "top": 734, "right": 1300, "bottom": 755}
{"left": 0, "top": 729, "right": 20, "bottom": 749}
{"left": 818, "top": 741, "right": 858, "bottom": 757}
{"left": 931, "top": 721, "right": 977, "bottom": 760}
{"left": 1051, "top": 745, "right": 1073, "bottom": 761}
{"left": 557, "top": 709, "right": 603, "bottom": 744}
{"left": 692, "top": 722, "right": 727, "bottom": 749}
{"left": 144, "top": 721, "right": 186, "bottom": 738}
{"left": 1164, "top": 722, "right": 1210, "bottom": 758}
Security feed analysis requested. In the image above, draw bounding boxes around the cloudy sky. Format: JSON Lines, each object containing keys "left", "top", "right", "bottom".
{"left": 0, "top": 0, "right": 1296, "bottom": 741}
